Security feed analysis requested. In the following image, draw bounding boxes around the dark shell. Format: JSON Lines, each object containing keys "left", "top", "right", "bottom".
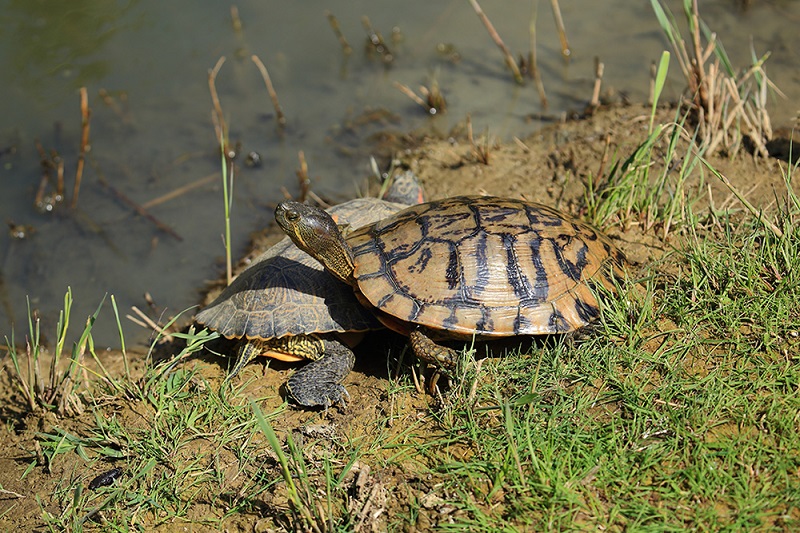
{"left": 196, "top": 198, "right": 410, "bottom": 341}
{"left": 346, "top": 196, "right": 626, "bottom": 337}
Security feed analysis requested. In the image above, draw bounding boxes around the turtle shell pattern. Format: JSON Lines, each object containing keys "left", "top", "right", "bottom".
{"left": 196, "top": 197, "right": 410, "bottom": 343}
{"left": 345, "top": 195, "right": 626, "bottom": 338}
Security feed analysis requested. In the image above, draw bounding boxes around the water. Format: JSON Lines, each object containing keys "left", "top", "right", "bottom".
{"left": 1, "top": 0, "right": 798, "bottom": 348}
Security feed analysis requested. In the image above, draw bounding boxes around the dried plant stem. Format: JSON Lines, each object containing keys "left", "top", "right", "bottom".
{"left": 550, "top": 0, "right": 570, "bottom": 58}
{"left": 394, "top": 82, "right": 429, "bottom": 111}
{"left": 55, "top": 153, "right": 65, "bottom": 199}
{"left": 590, "top": 57, "right": 604, "bottom": 109}
{"left": 296, "top": 151, "right": 310, "bottom": 203}
{"left": 34, "top": 175, "right": 48, "bottom": 208}
{"left": 141, "top": 173, "right": 218, "bottom": 210}
{"left": 128, "top": 306, "right": 175, "bottom": 342}
{"left": 688, "top": 0, "right": 708, "bottom": 110}
{"left": 208, "top": 57, "right": 228, "bottom": 151}
{"left": 467, "top": 114, "right": 490, "bottom": 165}
{"left": 230, "top": 5, "right": 242, "bottom": 33}
{"left": 251, "top": 55, "right": 287, "bottom": 130}
{"left": 72, "top": 87, "right": 91, "bottom": 209}
{"left": 528, "top": 1, "right": 547, "bottom": 108}
{"left": 0, "top": 487, "right": 23, "bottom": 499}
{"left": 325, "top": 11, "right": 352, "bottom": 55}
{"left": 468, "top": 0, "right": 523, "bottom": 84}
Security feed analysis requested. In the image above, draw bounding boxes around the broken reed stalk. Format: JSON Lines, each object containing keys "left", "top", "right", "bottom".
{"left": 325, "top": 11, "right": 352, "bottom": 55}
{"left": 230, "top": 5, "right": 243, "bottom": 33}
{"left": 251, "top": 54, "right": 287, "bottom": 131}
{"left": 34, "top": 175, "right": 48, "bottom": 209}
{"left": 468, "top": 0, "right": 523, "bottom": 84}
{"left": 362, "top": 16, "right": 394, "bottom": 64}
{"left": 394, "top": 82, "right": 425, "bottom": 107}
{"left": 688, "top": 0, "right": 708, "bottom": 111}
{"left": 590, "top": 57, "right": 604, "bottom": 109}
{"left": 71, "top": 87, "right": 91, "bottom": 209}
{"left": 550, "top": 0, "right": 570, "bottom": 58}
{"left": 528, "top": 3, "right": 548, "bottom": 108}
{"left": 394, "top": 82, "right": 433, "bottom": 114}
{"left": 55, "top": 151, "right": 65, "bottom": 198}
{"left": 127, "top": 305, "right": 174, "bottom": 342}
{"left": 208, "top": 57, "right": 229, "bottom": 152}
{"left": 296, "top": 151, "right": 310, "bottom": 203}
{"left": 33, "top": 141, "right": 53, "bottom": 208}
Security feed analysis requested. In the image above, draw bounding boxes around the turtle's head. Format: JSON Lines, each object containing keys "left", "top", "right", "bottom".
{"left": 275, "top": 201, "right": 356, "bottom": 285}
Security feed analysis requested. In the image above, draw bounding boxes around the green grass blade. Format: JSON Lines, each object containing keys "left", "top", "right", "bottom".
{"left": 650, "top": 50, "right": 670, "bottom": 134}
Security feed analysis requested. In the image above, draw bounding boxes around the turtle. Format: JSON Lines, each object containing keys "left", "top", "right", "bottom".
{"left": 195, "top": 171, "right": 425, "bottom": 407}
{"left": 274, "top": 195, "right": 626, "bottom": 369}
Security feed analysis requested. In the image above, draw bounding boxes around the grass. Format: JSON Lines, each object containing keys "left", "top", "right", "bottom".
{"left": 584, "top": 49, "right": 707, "bottom": 237}
{"left": 4, "top": 288, "right": 104, "bottom": 416}
{"left": 650, "top": 0, "right": 779, "bottom": 158}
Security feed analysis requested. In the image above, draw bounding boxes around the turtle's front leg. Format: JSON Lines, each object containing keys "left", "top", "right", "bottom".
{"left": 225, "top": 341, "right": 261, "bottom": 381}
{"left": 409, "top": 328, "right": 459, "bottom": 370}
{"left": 286, "top": 339, "right": 356, "bottom": 408}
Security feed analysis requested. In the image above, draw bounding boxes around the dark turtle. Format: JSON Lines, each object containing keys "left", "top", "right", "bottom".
{"left": 195, "top": 172, "right": 424, "bottom": 407}
{"left": 275, "top": 195, "right": 626, "bottom": 368}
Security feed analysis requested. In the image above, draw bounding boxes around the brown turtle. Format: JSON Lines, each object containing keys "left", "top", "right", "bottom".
{"left": 274, "top": 195, "right": 626, "bottom": 368}
{"left": 195, "top": 172, "right": 424, "bottom": 407}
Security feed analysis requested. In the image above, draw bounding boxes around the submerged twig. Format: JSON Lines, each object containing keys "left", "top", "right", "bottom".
{"left": 251, "top": 54, "right": 287, "bottom": 131}
{"left": 141, "top": 173, "right": 218, "bottom": 210}
{"left": 51, "top": 150, "right": 64, "bottom": 203}
{"left": 468, "top": 0, "right": 523, "bottom": 84}
{"left": 325, "top": 11, "right": 352, "bottom": 55}
{"left": 99, "top": 180, "right": 183, "bottom": 241}
{"left": 33, "top": 140, "right": 64, "bottom": 212}
{"left": 99, "top": 89, "right": 132, "bottom": 125}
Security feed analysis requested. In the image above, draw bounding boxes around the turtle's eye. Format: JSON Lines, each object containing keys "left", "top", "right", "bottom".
{"left": 285, "top": 210, "right": 300, "bottom": 222}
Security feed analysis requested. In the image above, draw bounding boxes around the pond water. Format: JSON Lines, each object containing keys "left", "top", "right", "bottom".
{"left": 1, "top": 0, "right": 798, "bottom": 348}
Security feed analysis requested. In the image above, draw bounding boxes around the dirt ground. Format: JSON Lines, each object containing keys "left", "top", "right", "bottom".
{"left": 0, "top": 102, "right": 795, "bottom": 531}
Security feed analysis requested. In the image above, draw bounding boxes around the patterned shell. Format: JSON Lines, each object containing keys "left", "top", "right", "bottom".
{"left": 196, "top": 198, "right": 410, "bottom": 341}
{"left": 346, "top": 196, "right": 626, "bottom": 337}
